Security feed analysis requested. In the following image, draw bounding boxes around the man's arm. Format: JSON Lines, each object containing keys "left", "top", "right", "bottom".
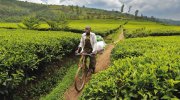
{"left": 79, "top": 36, "right": 83, "bottom": 48}
{"left": 76, "top": 35, "right": 83, "bottom": 53}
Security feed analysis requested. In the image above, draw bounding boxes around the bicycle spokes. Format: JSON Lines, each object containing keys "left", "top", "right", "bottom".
{"left": 74, "top": 66, "right": 86, "bottom": 92}
{"left": 74, "top": 55, "right": 92, "bottom": 92}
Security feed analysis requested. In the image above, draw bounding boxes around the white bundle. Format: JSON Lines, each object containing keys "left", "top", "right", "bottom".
{"left": 96, "top": 41, "right": 106, "bottom": 53}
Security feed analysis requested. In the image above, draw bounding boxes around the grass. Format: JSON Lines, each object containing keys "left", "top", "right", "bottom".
{"left": 14, "top": 58, "right": 77, "bottom": 100}
{"left": 40, "top": 64, "right": 78, "bottom": 100}
{"left": 105, "top": 27, "right": 123, "bottom": 43}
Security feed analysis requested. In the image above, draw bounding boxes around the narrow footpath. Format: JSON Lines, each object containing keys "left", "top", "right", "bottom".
{"left": 64, "top": 32, "right": 124, "bottom": 100}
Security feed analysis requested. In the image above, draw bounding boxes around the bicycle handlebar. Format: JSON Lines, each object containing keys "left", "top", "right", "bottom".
{"left": 75, "top": 53, "right": 93, "bottom": 56}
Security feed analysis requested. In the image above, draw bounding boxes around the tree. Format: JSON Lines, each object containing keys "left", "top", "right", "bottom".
{"left": 70, "top": 5, "right": 74, "bottom": 11}
{"left": 76, "top": 5, "right": 79, "bottom": 14}
{"left": 128, "top": 6, "right": 132, "bottom": 13}
{"left": 19, "top": 16, "right": 40, "bottom": 30}
{"left": 151, "top": 16, "right": 156, "bottom": 21}
{"left": 45, "top": 20, "right": 59, "bottom": 30}
{"left": 121, "top": 4, "right": 124, "bottom": 13}
{"left": 36, "top": 10, "right": 56, "bottom": 21}
{"left": 44, "top": 14, "right": 68, "bottom": 30}
{"left": 135, "top": 10, "right": 139, "bottom": 17}
{"left": 141, "top": 14, "right": 144, "bottom": 19}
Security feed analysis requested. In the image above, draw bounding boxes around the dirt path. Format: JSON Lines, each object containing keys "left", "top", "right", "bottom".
{"left": 64, "top": 32, "right": 124, "bottom": 100}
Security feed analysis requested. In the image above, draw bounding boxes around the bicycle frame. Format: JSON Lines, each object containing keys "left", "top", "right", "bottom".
{"left": 74, "top": 53, "right": 93, "bottom": 92}
{"left": 76, "top": 53, "right": 92, "bottom": 69}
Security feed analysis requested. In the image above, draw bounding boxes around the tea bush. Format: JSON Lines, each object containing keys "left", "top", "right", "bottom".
{"left": 123, "top": 21, "right": 180, "bottom": 38}
{"left": 0, "top": 29, "right": 80, "bottom": 96}
{"left": 68, "top": 19, "right": 124, "bottom": 36}
{"left": 0, "top": 19, "right": 124, "bottom": 36}
{"left": 81, "top": 36, "right": 180, "bottom": 99}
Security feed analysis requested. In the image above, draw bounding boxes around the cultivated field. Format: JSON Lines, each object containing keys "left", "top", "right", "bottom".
{"left": 124, "top": 20, "right": 180, "bottom": 37}
{"left": 81, "top": 36, "right": 180, "bottom": 99}
{"left": 0, "top": 19, "right": 180, "bottom": 100}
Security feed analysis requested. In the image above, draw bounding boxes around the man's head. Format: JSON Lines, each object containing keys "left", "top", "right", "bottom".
{"left": 85, "top": 26, "right": 91, "bottom": 34}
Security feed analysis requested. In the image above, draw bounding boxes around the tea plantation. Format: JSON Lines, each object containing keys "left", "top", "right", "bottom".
{"left": 0, "top": 29, "right": 80, "bottom": 95}
{"left": 81, "top": 36, "right": 180, "bottom": 99}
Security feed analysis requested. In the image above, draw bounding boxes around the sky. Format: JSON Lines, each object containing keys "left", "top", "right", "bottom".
{"left": 19, "top": 0, "right": 180, "bottom": 20}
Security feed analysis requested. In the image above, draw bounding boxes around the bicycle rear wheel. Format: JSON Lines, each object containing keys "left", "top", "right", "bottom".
{"left": 74, "top": 64, "right": 86, "bottom": 92}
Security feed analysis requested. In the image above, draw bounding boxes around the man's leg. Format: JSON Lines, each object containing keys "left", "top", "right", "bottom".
{"left": 84, "top": 56, "right": 88, "bottom": 73}
{"left": 89, "top": 55, "right": 96, "bottom": 73}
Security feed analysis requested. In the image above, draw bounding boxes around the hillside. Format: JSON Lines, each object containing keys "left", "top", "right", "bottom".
{"left": 157, "top": 19, "right": 180, "bottom": 26}
{"left": 0, "top": 0, "right": 134, "bottom": 22}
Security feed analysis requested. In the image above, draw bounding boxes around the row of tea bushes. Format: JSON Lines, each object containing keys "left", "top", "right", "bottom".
{"left": 0, "top": 29, "right": 80, "bottom": 96}
{"left": 81, "top": 36, "right": 180, "bottom": 99}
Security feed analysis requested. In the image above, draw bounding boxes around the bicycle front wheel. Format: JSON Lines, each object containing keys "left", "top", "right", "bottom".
{"left": 74, "top": 65, "right": 86, "bottom": 92}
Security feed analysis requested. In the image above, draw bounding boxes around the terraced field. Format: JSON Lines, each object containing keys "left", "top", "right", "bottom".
{"left": 124, "top": 21, "right": 180, "bottom": 37}
{"left": 0, "top": 19, "right": 123, "bottom": 99}
{"left": 0, "top": 19, "right": 124, "bottom": 36}
{"left": 68, "top": 19, "right": 125, "bottom": 36}
{"left": 0, "top": 19, "right": 180, "bottom": 100}
{"left": 1, "top": 0, "right": 180, "bottom": 100}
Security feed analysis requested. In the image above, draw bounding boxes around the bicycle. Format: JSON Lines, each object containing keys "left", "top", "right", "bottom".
{"left": 74, "top": 53, "right": 93, "bottom": 92}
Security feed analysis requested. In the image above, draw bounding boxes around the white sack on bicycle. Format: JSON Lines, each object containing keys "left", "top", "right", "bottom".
{"left": 96, "top": 35, "right": 106, "bottom": 53}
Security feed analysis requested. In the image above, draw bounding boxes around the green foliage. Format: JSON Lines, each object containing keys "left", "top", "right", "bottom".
{"left": 68, "top": 19, "right": 123, "bottom": 37}
{"left": 0, "top": 19, "right": 123, "bottom": 35}
{"left": 96, "top": 35, "right": 104, "bottom": 42}
{"left": 105, "top": 28, "right": 123, "bottom": 43}
{"left": 135, "top": 10, "right": 139, "bottom": 17}
{"left": 81, "top": 36, "right": 180, "bottom": 99}
{"left": 37, "top": 10, "right": 69, "bottom": 30}
{"left": 45, "top": 20, "right": 60, "bottom": 30}
{"left": 2, "top": 20, "right": 179, "bottom": 38}
{"left": 0, "top": 29, "right": 80, "bottom": 97}
{"left": 0, "top": 0, "right": 131, "bottom": 22}
{"left": 0, "top": 0, "right": 47, "bottom": 22}
{"left": 123, "top": 20, "right": 180, "bottom": 38}
{"left": 14, "top": 58, "right": 78, "bottom": 100}
{"left": 40, "top": 64, "right": 78, "bottom": 100}
{"left": 45, "top": 19, "right": 68, "bottom": 30}
{"left": 19, "top": 16, "right": 40, "bottom": 29}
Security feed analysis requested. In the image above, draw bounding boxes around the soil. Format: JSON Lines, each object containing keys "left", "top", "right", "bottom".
{"left": 64, "top": 32, "right": 124, "bottom": 100}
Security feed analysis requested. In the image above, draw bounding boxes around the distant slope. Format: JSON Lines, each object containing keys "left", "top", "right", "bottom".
{"left": 157, "top": 19, "right": 180, "bottom": 25}
{"left": 0, "top": 0, "right": 48, "bottom": 22}
{"left": 0, "top": 0, "right": 134, "bottom": 22}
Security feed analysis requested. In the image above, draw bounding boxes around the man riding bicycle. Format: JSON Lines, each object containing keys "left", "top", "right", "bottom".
{"left": 76, "top": 26, "right": 97, "bottom": 73}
